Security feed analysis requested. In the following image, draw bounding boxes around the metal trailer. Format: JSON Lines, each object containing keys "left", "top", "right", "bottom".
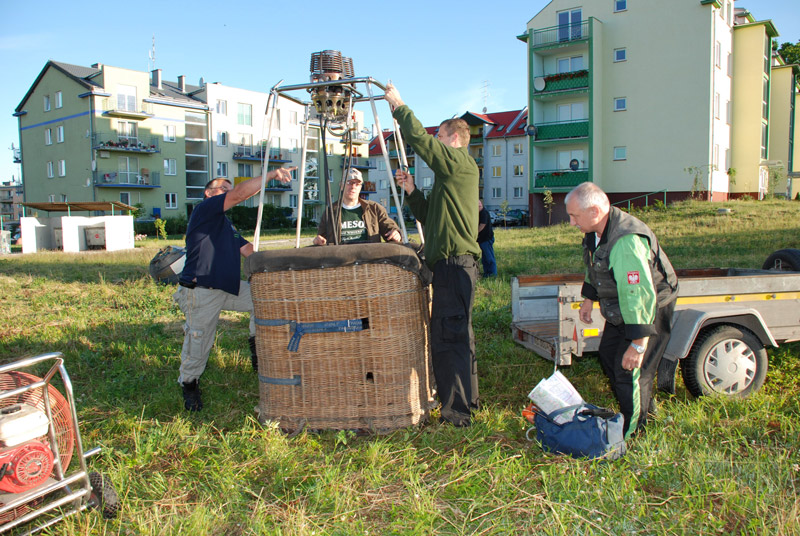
{"left": 511, "top": 251, "right": 800, "bottom": 397}
{"left": 0, "top": 353, "right": 119, "bottom": 534}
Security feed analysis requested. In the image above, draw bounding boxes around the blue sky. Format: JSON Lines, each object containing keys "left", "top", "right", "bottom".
{"left": 2, "top": 0, "right": 799, "bottom": 184}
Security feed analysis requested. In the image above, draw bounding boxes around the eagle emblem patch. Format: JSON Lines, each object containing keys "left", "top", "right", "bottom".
{"left": 627, "top": 271, "right": 640, "bottom": 284}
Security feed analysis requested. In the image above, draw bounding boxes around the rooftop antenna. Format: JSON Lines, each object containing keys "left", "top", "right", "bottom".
{"left": 482, "top": 80, "right": 490, "bottom": 113}
{"left": 148, "top": 35, "right": 156, "bottom": 72}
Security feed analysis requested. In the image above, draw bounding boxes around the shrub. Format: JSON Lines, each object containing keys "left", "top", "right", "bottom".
{"left": 228, "top": 205, "right": 292, "bottom": 230}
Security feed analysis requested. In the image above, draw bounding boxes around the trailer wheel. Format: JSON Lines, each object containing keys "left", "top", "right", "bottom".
{"left": 88, "top": 471, "right": 120, "bottom": 519}
{"left": 681, "top": 325, "right": 767, "bottom": 398}
{"left": 762, "top": 248, "right": 800, "bottom": 271}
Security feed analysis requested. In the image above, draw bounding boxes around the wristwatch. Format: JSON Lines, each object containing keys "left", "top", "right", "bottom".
{"left": 630, "top": 342, "right": 646, "bottom": 354}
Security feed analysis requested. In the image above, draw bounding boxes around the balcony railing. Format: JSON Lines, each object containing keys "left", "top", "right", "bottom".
{"left": 362, "top": 181, "right": 377, "bottom": 193}
{"left": 233, "top": 145, "right": 292, "bottom": 162}
{"left": 93, "top": 133, "right": 160, "bottom": 153}
{"left": 534, "top": 120, "right": 589, "bottom": 141}
{"left": 101, "top": 98, "right": 154, "bottom": 118}
{"left": 345, "top": 156, "right": 375, "bottom": 169}
{"left": 535, "top": 69, "right": 589, "bottom": 93}
{"left": 534, "top": 169, "right": 589, "bottom": 189}
{"left": 94, "top": 170, "right": 161, "bottom": 187}
{"left": 265, "top": 179, "right": 291, "bottom": 191}
{"left": 469, "top": 135, "right": 483, "bottom": 146}
{"left": 532, "top": 21, "right": 589, "bottom": 48}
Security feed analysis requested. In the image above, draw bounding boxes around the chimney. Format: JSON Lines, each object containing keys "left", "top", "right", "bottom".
{"left": 151, "top": 69, "right": 162, "bottom": 89}
{"left": 178, "top": 75, "right": 186, "bottom": 93}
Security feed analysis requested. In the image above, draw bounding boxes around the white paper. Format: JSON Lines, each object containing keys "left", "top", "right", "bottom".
{"left": 528, "top": 371, "right": 584, "bottom": 424}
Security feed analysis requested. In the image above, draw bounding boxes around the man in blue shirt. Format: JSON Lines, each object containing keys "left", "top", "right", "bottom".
{"left": 174, "top": 167, "right": 294, "bottom": 411}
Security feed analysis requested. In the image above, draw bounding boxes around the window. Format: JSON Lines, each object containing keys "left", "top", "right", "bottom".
{"left": 761, "top": 123, "right": 768, "bottom": 159}
{"left": 379, "top": 179, "right": 387, "bottom": 189}
{"left": 376, "top": 159, "right": 386, "bottom": 171}
{"left": 238, "top": 163, "right": 252, "bottom": 177}
{"left": 117, "top": 85, "right": 137, "bottom": 112}
{"left": 216, "top": 161, "right": 228, "bottom": 177}
{"left": 491, "top": 187, "right": 502, "bottom": 199}
{"left": 119, "top": 121, "right": 138, "bottom": 143}
{"left": 492, "top": 144, "right": 502, "bottom": 157}
{"left": 513, "top": 165, "right": 524, "bottom": 176}
{"left": 237, "top": 103, "right": 252, "bottom": 126}
{"left": 60, "top": 194, "right": 67, "bottom": 202}
{"left": 762, "top": 78, "right": 769, "bottom": 120}
{"left": 514, "top": 187, "right": 524, "bottom": 198}
{"left": 713, "top": 144, "right": 720, "bottom": 168}
{"left": 492, "top": 166, "right": 502, "bottom": 178}
{"left": 423, "top": 177, "right": 433, "bottom": 188}
{"left": 216, "top": 100, "right": 227, "bottom": 115}
{"left": 328, "top": 169, "right": 334, "bottom": 182}
{"left": 719, "top": 0, "right": 725, "bottom": 18}
{"left": 164, "top": 125, "right": 176, "bottom": 142}
{"left": 614, "top": 48, "right": 627, "bottom": 62}
{"left": 288, "top": 194, "right": 298, "bottom": 209}
{"left": 727, "top": 53, "right": 732, "bottom": 76}
{"left": 165, "top": 193, "right": 178, "bottom": 209}
{"left": 56, "top": 125, "right": 64, "bottom": 143}
{"left": 726, "top": 100, "right": 732, "bottom": 125}
{"left": 55, "top": 91, "right": 63, "bottom": 109}
{"left": 557, "top": 8, "right": 582, "bottom": 41}
{"left": 513, "top": 143, "right": 524, "bottom": 155}
{"left": 715, "top": 41, "right": 721, "bottom": 68}
{"left": 164, "top": 158, "right": 177, "bottom": 176}
{"left": 726, "top": 1, "right": 732, "bottom": 23}
{"left": 613, "top": 146, "right": 627, "bottom": 161}
{"left": 614, "top": 97, "right": 627, "bottom": 111}
{"left": 271, "top": 109, "right": 281, "bottom": 130}
{"left": 614, "top": 0, "right": 626, "bottom": 12}
{"left": 557, "top": 55, "right": 583, "bottom": 73}
{"left": 48, "top": 194, "right": 55, "bottom": 202}
{"left": 43, "top": 95, "right": 51, "bottom": 112}
{"left": 714, "top": 93, "right": 720, "bottom": 119}
{"left": 289, "top": 110, "right": 298, "bottom": 125}
{"left": 725, "top": 148, "right": 731, "bottom": 170}
{"left": 120, "top": 192, "right": 130, "bottom": 206}
{"left": 217, "top": 131, "right": 228, "bottom": 146}
{"left": 45, "top": 128, "right": 52, "bottom": 145}
{"left": 47, "top": 161, "right": 54, "bottom": 178}
{"left": 287, "top": 138, "right": 298, "bottom": 153}
{"left": 58, "top": 160, "right": 66, "bottom": 177}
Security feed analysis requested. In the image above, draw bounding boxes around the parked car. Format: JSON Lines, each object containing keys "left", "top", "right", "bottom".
{"left": 493, "top": 209, "right": 529, "bottom": 227}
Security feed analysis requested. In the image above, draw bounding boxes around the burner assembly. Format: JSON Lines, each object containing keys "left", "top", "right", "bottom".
{"left": 309, "top": 50, "right": 355, "bottom": 122}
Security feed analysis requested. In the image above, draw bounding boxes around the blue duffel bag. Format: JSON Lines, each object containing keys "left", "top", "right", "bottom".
{"left": 527, "top": 403, "right": 626, "bottom": 460}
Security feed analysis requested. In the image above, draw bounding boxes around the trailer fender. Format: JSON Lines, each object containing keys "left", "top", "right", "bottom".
{"left": 663, "top": 307, "right": 777, "bottom": 362}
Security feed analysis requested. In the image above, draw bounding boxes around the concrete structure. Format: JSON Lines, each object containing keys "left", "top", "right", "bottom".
{"left": 519, "top": 0, "right": 799, "bottom": 225}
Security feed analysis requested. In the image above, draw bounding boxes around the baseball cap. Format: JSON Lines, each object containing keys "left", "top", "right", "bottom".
{"left": 346, "top": 169, "right": 363, "bottom": 183}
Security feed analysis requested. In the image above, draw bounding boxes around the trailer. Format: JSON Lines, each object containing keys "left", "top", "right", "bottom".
{"left": 511, "top": 250, "right": 800, "bottom": 398}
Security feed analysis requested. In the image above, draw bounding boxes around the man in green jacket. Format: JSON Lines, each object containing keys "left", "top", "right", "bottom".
{"left": 566, "top": 182, "right": 678, "bottom": 438}
{"left": 385, "top": 83, "right": 480, "bottom": 427}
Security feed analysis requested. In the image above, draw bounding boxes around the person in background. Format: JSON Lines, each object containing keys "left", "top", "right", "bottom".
{"left": 385, "top": 82, "right": 480, "bottom": 427}
{"left": 313, "top": 169, "right": 401, "bottom": 245}
{"left": 566, "top": 181, "right": 678, "bottom": 438}
{"left": 175, "top": 167, "right": 295, "bottom": 411}
{"left": 477, "top": 199, "right": 497, "bottom": 277}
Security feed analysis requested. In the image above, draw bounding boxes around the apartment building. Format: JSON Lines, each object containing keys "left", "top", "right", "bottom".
{"left": 15, "top": 61, "right": 374, "bottom": 225}
{"left": 461, "top": 109, "right": 529, "bottom": 213}
{"left": 519, "top": 0, "right": 798, "bottom": 225}
{"left": 764, "top": 60, "right": 800, "bottom": 199}
{"left": 0, "top": 181, "right": 24, "bottom": 228}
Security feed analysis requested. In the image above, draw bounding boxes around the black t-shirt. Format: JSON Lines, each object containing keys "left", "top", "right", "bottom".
{"left": 180, "top": 193, "right": 248, "bottom": 295}
{"left": 477, "top": 208, "right": 494, "bottom": 243}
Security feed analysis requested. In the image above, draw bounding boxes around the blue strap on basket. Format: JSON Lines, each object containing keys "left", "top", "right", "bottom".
{"left": 255, "top": 318, "right": 365, "bottom": 352}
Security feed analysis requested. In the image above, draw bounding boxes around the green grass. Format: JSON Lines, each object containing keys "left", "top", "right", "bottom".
{"left": 0, "top": 199, "right": 799, "bottom": 535}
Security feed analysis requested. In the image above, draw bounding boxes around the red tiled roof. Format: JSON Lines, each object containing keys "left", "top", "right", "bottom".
{"left": 368, "top": 131, "right": 393, "bottom": 155}
{"left": 483, "top": 110, "right": 528, "bottom": 139}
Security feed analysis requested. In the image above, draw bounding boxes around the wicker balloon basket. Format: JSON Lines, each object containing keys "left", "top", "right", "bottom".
{"left": 245, "top": 243, "right": 434, "bottom": 433}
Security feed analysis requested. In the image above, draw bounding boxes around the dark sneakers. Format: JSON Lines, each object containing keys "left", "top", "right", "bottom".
{"left": 182, "top": 379, "right": 203, "bottom": 411}
{"left": 248, "top": 336, "right": 258, "bottom": 373}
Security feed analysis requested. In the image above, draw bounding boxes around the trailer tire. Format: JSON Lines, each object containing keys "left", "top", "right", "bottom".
{"left": 762, "top": 248, "right": 800, "bottom": 271}
{"left": 681, "top": 325, "right": 767, "bottom": 398}
{"left": 88, "top": 471, "right": 121, "bottom": 519}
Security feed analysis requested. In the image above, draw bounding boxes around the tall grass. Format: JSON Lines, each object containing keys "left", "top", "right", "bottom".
{"left": 0, "top": 199, "right": 798, "bottom": 535}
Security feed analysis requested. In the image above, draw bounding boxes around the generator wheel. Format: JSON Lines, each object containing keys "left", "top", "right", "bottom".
{"left": 88, "top": 471, "right": 120, "bottom": 519}
{"left": 681, "top": 325, "right": 767, "bottom": 398}
{"left": 762, "top": 248, "right": 800, "bottom": 271}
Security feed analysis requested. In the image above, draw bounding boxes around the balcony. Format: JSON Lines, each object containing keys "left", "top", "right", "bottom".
{"left": 469, "top": 135, "right": 483, "bottom": 146}
{"left": 93, "top": 133, "right": 160, "bottom": 153}
{"left": 534, "top": 169, "right": 589, "bottom": 189}
{"left": 94, "top": 170, "right": 161, "bottom": 188}
{"left": 362, "top": 181, "right": 377, "bottom": 193}
{"left": 102, "top": 98, "right": 154, "bottom": 120}
{"left": 345, "top": 156, "right": 375, "bottom": 169}
{"left": 265, "top": 179, "right": 291, "bottom": 191}
{"left": 233, "top": 145, "right": 292, "bottom": 163}
{"left": 533, "top": 120, "right": 589, "bottom": 142}
{"left": 473, "top": 156, "right": 483, "bottom": 166}
{"left": 534, "top": 70, "right": 589, "bottom": 95}
{"left": 303, "top": 189, "right": 321, "bottom": 204}
{"left": 531, "top": 21, "right": 589, "bottom": 48}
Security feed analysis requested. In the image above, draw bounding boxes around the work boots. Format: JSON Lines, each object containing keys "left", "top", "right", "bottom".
{"left": 182, "top": 379, "right": 203, "bottom": 411}
{"left": 249, "top": 336, "right": 258, "bottom": 373}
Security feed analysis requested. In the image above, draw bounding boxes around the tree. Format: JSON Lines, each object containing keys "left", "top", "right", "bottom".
{"left": 777, "top": 40, "right": 800, "bottom": 65}
{"left": 499, "top": 200, "right": 510, "bottom": 228}
{"left": 543, "top": 189, "right": 555, "bottom": 225}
